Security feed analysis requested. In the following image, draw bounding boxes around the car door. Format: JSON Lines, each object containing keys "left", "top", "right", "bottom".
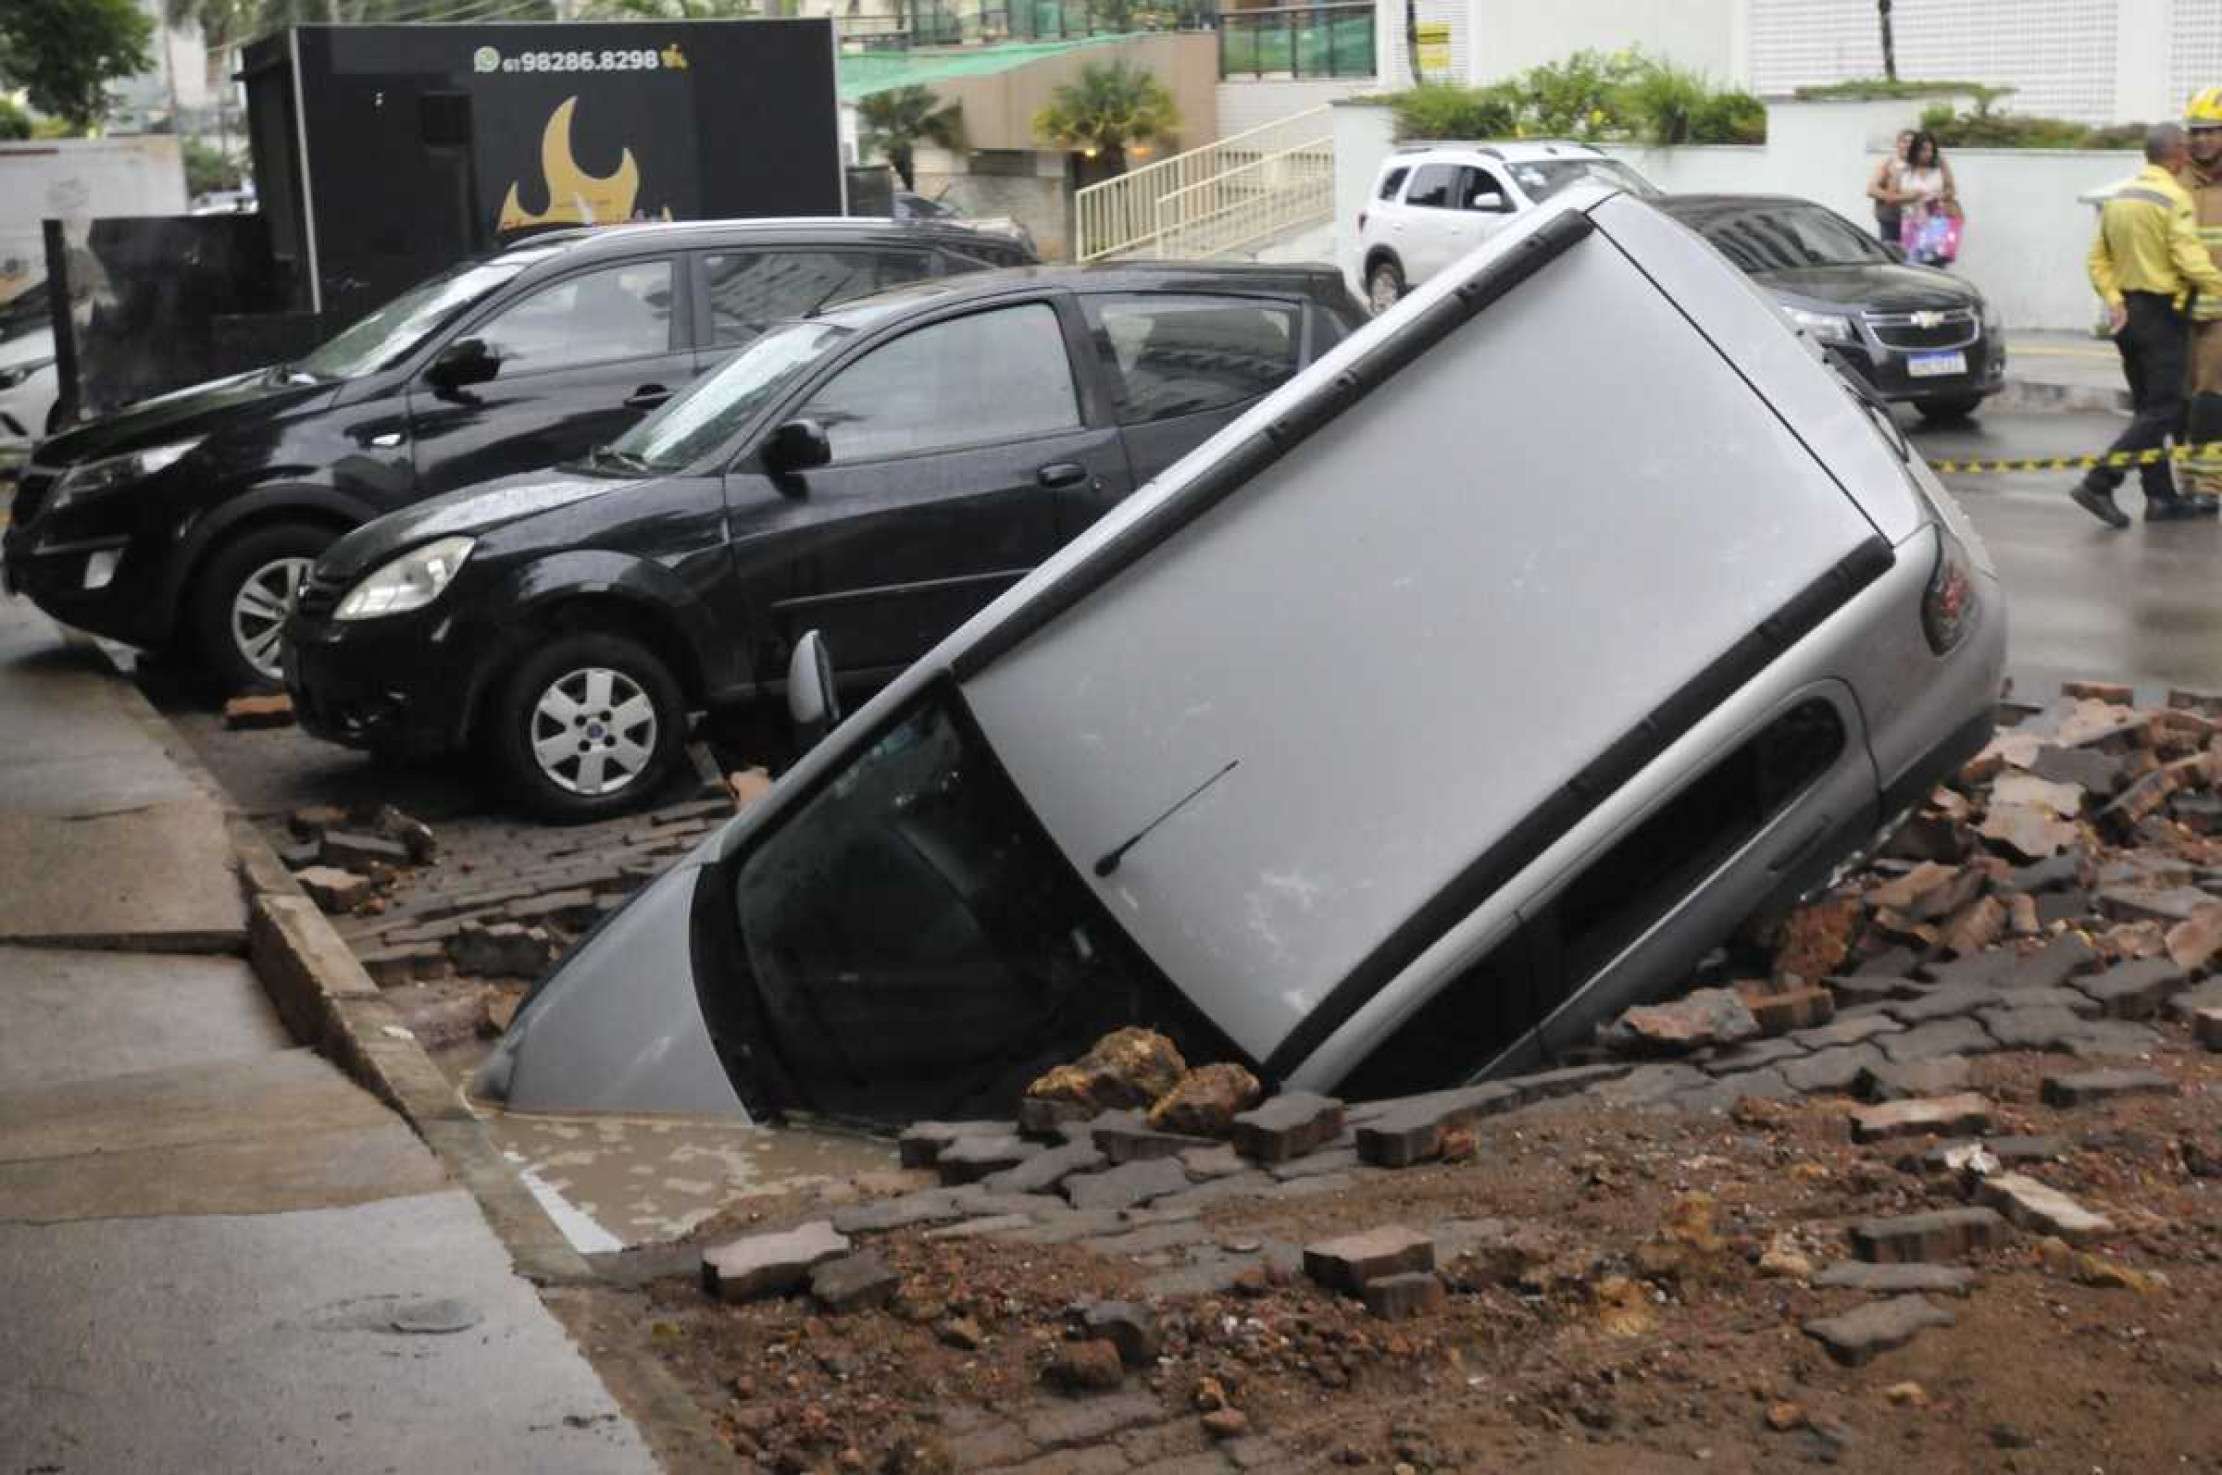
{"left": 405, "top": 255, "right": 691, "bottom": 498}
{"left": 736, "top": 297, "right": 1134, "bottom": 679}
{"left": 690, "top": 246, "right": 938, "bottom": 369}
{"left": 1438, "top": 165, "right": 1518, "bottom": 267}
{"left": 1080, "top": 291, "right": 1307, "bottom": 486}
{"left": 1396, "top": 164, "right": 1462, "bottom": 282}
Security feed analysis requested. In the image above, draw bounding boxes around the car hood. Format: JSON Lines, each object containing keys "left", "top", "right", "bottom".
{"left": 37, "top": 365, "right": 333, "bottom": 464}
{"left": 316, "top": 466, "right": 633, "bottom": 581}
{"left": 1755, "top": 263, "right": 1980, "bottom": 314}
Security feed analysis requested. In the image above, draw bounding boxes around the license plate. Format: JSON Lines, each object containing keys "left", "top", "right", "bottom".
{"left": 1908, "top": 350, "right": 1967, "bottom": 379}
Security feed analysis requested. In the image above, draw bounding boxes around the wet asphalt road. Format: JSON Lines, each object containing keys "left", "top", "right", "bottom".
{"left": 1907, "top": 406, "right": 2222, "bottom": 700}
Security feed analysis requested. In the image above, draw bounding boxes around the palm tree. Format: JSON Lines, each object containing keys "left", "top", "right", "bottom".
{"left": 1877, "top": 0, "right": 1897, "bottom": 82}
{"left": 857, "top": 84, "right": 962, "bottom": 190}
{"left": 1032, "top": 60, "right": 1178, "bottom": 178}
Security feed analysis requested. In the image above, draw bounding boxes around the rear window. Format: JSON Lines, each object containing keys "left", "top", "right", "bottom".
{"left": 1377, "top": 166, "right": 1411, "bottom": 202}
{"left": 1404, "top": 164, "right": 1458, "bottom": 208}
{"left": 700, "top": 248, "right": 933, "bottom": 349}
{"left": 1083, "top": 294, "right": 1301, "bottom": 425}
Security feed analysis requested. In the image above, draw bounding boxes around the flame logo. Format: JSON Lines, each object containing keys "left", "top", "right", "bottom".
{"left": 498, "top": 97, "right": 648, "bottom": 231}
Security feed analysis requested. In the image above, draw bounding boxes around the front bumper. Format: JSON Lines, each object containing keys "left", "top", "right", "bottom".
{"left": 285, "top": 603, "right": 482, "bottom": 757}
{"left": 1830, "top": 324, "right": 2008, "bottom": 405}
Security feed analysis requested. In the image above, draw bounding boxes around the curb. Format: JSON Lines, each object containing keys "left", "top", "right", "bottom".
{"left": 81, "top": 637, "right": 733, "bottom": 1474}
{"left": 1991, "top": 375, "right": 2130, "bottom": 417}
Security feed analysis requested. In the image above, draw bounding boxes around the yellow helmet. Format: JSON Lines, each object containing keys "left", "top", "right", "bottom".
{"left": 2189, "top": 86, "right": 2222, "bottom": 128}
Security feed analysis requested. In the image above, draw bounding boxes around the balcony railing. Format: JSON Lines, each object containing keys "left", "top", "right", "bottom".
{"left": 837, "top": 1, "right": 1220, "bottom": 52}
{"left": 1074, "top": 103, "right": 1333, "bottom": 260}
{"left": 1218, "top": 3, "right": 1374, "bottom": 79}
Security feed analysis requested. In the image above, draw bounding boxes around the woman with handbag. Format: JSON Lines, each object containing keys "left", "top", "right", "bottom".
{"left": 1897, "top": 132, "right": 1964, "bottom": 266}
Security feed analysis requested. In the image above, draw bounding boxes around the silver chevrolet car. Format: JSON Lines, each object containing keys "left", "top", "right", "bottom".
{"left": 473, "top": 189, "right": 2004, "bottom": 1122}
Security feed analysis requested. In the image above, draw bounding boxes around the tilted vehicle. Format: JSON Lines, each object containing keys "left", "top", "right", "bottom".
{"left": 0, "top": 218, "right": 1034, "bottom": 691}
{"left": 285, "top": 263, "right": 1365, "bottom": 819}
{"left": 1655, "top": 193, "right": 2006, "bottom": 423}
{"left": 471, "top": 189, "right": 2005, "bottom": 1122}
{"left": 1353, "top": 140, "right": 1656, "bottom": 313}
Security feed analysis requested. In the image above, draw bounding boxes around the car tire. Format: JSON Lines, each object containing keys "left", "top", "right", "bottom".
{"left": 189, "top": 521, "right": 335, "bottom": 694}
{"left": 491, "top": 631, "right": 688, "bottom": 822}
{"left": 1917, "top": 394, "right": 1984, "bottom": 424}
{"left": 1365, "top": 257, "right": 1406, "bottom": 317}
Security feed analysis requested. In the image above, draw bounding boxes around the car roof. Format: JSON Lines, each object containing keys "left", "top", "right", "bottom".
{"left": 810, "top": 260, "right": 1356, "bottom": 317}
{"left": 502, "top": 216, "right": 1030, "bottom": 261}
{"left": 1382, "top": 140, "right": 1606, "bottom": 167}
{"left": 1653, "top": 192, "right": 1838, "bottom": 214}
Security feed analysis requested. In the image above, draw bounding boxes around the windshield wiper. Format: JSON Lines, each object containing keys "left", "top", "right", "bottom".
{"left": 587, "top": 443, "right": 654, "bottom": 476}
{"left": 800, "top": 272, "right": 858, "bottom": 319}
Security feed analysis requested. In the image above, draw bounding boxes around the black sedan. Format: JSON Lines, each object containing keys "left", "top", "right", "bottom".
{"left": 284, "top": 263, "right": 1366, "bottom": 819}
{"left": 1655, "top": 193, "right": 2005, "bottom": 422}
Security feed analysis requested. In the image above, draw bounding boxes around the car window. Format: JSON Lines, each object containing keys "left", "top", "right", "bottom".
{"left": 799, "top": 302, "right": 1079, "bottom": 463}
{"left": 1376, "top": 166, "right": 1410, "bottom": 202}
{"left": 1460, "top": 166, "right": 1510, "bottom": 212}
{"left": 297, "top": 256, "right": 534, "bottom": 380}
{"left": 1404, "top": 164, "right": 1458, "bottom": 209}
{"left": 1675, "top": 201, "right": 1892, "bottom": 272}
{"left": 1083, "top": 294, "right": 1300, "bottom": 425}
{"left": 701, "top": 248, "right": 933, "bottom": 349}
{"left": 474, "top": 259, "right": 675, "bottom": 375}
{"left": 1505, "top": 157, "right": 1657, "bottom": 203}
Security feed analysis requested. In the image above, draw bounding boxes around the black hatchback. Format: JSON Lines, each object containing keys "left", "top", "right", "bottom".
{"left": 285, "top": 263, "right": 1365, "bottom": 818}
{"left": 1654, "top": 193, "right": 2006, "bottom": 423}
{"left": 2, "top": 217, "right": 1033, "bottom": 691}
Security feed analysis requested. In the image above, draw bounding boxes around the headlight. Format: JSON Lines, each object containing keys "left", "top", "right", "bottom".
{"left": 48, "top": 437, "right": 203, "bottom": 511}
{"left": 0, "top": 357, "right": 54, "bottom": 391}
{"left": 335, "top": 536, "right": 475, "bottom": 621}
{"left": 1784, "top": 307, "right": 1856, "bottom": 345}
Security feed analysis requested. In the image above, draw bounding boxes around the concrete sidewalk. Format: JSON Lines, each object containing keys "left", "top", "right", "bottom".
{"left": 0, "top": 596, "right": 658, "bottom": 1472}
{"left": 2003, "top": 329, "right": 2130, "bottom": 414}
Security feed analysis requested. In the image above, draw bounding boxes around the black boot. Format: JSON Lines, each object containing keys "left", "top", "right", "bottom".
{"left": 2072, "top": 480, "right": 2130, "bottom": 528}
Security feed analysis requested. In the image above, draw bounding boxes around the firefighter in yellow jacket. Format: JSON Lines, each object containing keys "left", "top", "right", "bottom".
{"left": 2075, "top": 124, "right": 2222, "bottom": 527}
{"left": 2181, "top": 88, "right": 2222, "bottom": 503}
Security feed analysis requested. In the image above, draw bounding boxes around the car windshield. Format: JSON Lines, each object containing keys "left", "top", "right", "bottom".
{"left": 608, "top": 313, "right": 865, "bottom": 472}
{"left": 292, "top": 258, "right": 535, "bottom": 381}
{"left": 721, "top": 686, "right": 1221, "bottom": 1123}
{"left": 1505, "top": 157, "right": 1657, "bottom": 203}
{"left": 1678, "top": 201, "right": 1891, "bottom": 273}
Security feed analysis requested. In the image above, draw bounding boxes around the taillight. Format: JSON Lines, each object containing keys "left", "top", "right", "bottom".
{"left": 1921, "top": 527, "right": 1977, "bottom": 654}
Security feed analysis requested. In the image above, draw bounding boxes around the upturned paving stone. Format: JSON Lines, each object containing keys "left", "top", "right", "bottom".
{"left": 1803, "top": 1295, "right": 1957, "bottom": 1366}
{"left": 1078, "top": 1301, "right": 1161, "bottom": 1366}
{"left": 1742, "top": 984, "right": 1837, "bottom": 1035}
{"left": 1887, "top": 985, "right": 2004, "bottom": 1025}
{"left": 832, "top": 1189, "right": 968, "bottom": 1234}
{"left": 1303, "top": 1225, "right": 1434, "bottom": 1293}
{"left": 2074, "top": 958, "right": 2191, "bottom": 1019}
{"left": 2164, "top": 978, "right": 2222, "bottom": 1020}
{"left": 321, "top": 829, "right": 410, "bottom": 869}
{"left": 1791, "top": 1011, "right": 1905, "bottom": 1050}
{"left": 1697, "top": 1036, "right": 1809, "bottom": 1076}
{"left": 2041, "top": 1067, "right": 2178, "bottom": 1107}
{"left": 2004, "top": 845, "right": 2092, "bottom": 892}
{"left": 1920, "top": 951, "right": 2023, "bottom": 988}
{"left": 983, "top": 1140, "right": 1106, "bottom": 1195}
{"left": 295, "top": 865, "right": 371, "bottom": 913}
{"left": 702, "top": 1220, "right": 850, "bottom": 1302}
{"left": 2035, "top": 889, "right": 2096, "bottom": 927}
{"left": 1064, "top": 1157, "right": 1192, "bottom": 1212}
{"left": 1600, "top": 987, "right": 1760, "bottom": 1053}
{"left": 1096, "top": 1122, "right": 1217, "bottom": 1165}
{"left": 1826, "top": 974, "right": 1925, "bottom": 1008}
{"left": 1497, "top": 1061, "right": 1633, "bottom": 1104}
{"left": 1981, "top": 1003, "right": 2102, "bottom": 1051}
{"left": 1855, "top": 1056, "right": 1972, "bottom": 1102}
{"left": 1782, "top": 1042, "right": 1888, "bottom": 1094}
{"left": 1850, "top": 1092, "right": 1992, "bottom": 1142}
{"left": 898, "top": 1121, "right": 1012, "bottom": 1168}
{"left": 1362, "top": 1271, "right": 1446, "bottom": 1321}
{"left": 1231, "top": 1091, "right": 1344, "bottom": 1164}
{"left": 1978, "top": 1173, "right": 2114, "bottom": 1243}
{"left": 1907, "top": 1134, "right": 2067, "bottom": 1173}
{"left": 1851, "top": 1206, "right": 2009, "bottom": 1264}
{"left": 1879, "top": 1017, "right": 1995, "bottom": 1064}
{"left": 1178, "top": 1143, "right": 1247, "bottom": 1180}
{"left": 1591, "top": 1062, "right": 1711, "bottom": 1107}
{"left": 1018, "top": 1095, "right": 1098, "bottom": 1137}
{"left": 2007, "top": 933, "right": 2102, "bottom": 989}
{"left": 357, "top": 941, "right": 450, "bottom": 986}
{"left": 937, "top": 1134, "right": 1040, "bottom": 1184}
{"left": 1811, "top": 1261, "right": 1978, "bottom": 1295}
{"left": 810, "top": 1251, "right": 900, "bottom": 1312}
{"left": 1354, "top": 1083, "right": 1520, "bottom": 1167}
{"left": 2066, "top": 1020, "right": 2165, "bottom": 1059}
{"left": 2099, "top": 884, "right": 2217, "bottom": 925}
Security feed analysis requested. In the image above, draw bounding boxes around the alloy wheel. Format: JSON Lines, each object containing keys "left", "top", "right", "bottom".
{"left": 530, "top": 666, "right": 659, "bottom": 796}
{"left": 230, "top": 556, "right": 314, "bottom": 682}
{"left": 1367, "top": 268, "right": 1401, "bottom": 316}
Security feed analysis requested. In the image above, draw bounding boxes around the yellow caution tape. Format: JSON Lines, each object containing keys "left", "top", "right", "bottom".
{"left": 1928, "top": 441, "right": 2222, "bottom": 475}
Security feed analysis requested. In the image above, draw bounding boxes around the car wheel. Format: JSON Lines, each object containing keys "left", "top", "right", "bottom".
{"left": 1917, "top": 394, "right": 1984, "bottom": 424}
{"left": 492, "top": 631, "right": 687, "bottom": 822}
{"left": 1366, "top": 258, "right": 1405, "bottom": 316}
{"left": 190, "top": 521, "right": 334, "bottom": 694}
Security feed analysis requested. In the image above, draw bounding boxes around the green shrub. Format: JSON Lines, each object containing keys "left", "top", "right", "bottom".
{"left": 1919, "top": 96, "right": 2146, "bottom": 150}
{"left": 1383, "top": 47, "right": 1765, "bottom": 146}
{"left": 0, "top": 97, "right": 30, "bottom": 141}
{"left": 1690, "top": 89, "right": 1768, "bottom": 145}
{"left": 182, "top": 136, "right": 242, "bottom": 197}
{"left": 1795, "top": 78, "right": 2003, "bottom": 103}
{"left": 1387, "top": 81, "right": 1520, "bottom": 141}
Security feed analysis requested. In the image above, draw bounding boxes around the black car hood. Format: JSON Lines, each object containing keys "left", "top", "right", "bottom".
{"left": 318, "top": 466, "right": 632, "bottom": 580}
{"left": 1755, "top": 263, "right": 1979, "bottom": 313}
{"left": 37, "top": 366, "right": 335, "bottom": 465}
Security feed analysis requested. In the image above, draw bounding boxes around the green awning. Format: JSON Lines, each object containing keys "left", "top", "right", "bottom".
{"left": 838, "top": 35, "right": 1131, "bottom": 101}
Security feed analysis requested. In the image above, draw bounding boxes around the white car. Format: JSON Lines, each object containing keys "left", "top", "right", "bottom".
{"left": 1353, "top": 140, "right": 1657, "bottom": 313}
{"left": 0, "top": 325, "right": 59, "bottom": 462}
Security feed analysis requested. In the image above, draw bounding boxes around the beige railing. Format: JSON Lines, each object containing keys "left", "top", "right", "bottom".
{"left": 1074, "top": 105, "right": 1334, "bottom": 261}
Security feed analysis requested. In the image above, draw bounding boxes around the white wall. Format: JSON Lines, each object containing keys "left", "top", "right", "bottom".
{"left": 0, "top": 137, "right": 187, "bottom": 304}
{"left": 1331, "top": 93, "right": 2134, "bottom": 329}
{"left": 1218, "top": 78, "right": 1375, "bottom": 139}
{"left": 1476, "top": 0, "right": 1744, "bottom": 84}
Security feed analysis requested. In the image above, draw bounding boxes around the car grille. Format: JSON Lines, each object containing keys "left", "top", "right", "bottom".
{"left": 11, "top": 464, "right": 58, "bottom": 527}
{"left": 1866, "top": 308, "right": 1979, "bottom": 351}
{"left": 295, "top": 567, "right": 347, "bottom": 621}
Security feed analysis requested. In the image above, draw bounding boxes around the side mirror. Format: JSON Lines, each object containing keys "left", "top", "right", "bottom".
{"left": 787, "top": 630, "right": 840, "bottom": 749}
{"left": 763, "top": 418, "right": 831, "bottom": 477}
{"left": 428, "top": 337, "right": 500, "bottom": 390}
{"left": 1881, "top": 241, "right": 1908, "bottom": 264}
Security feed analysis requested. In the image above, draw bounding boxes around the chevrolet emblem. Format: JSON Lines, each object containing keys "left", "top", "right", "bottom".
{"left": 1909, "top": 310, "right": 1945, "bottom": 328}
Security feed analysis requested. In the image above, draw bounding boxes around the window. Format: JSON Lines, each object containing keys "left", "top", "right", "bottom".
{"left": 1504, "top": 157, "right": 1657, "bottom": 204}
{"left": 1377, "top": 166, "right": 1411, "bottom": 202}
{"left": 722, "top": 689, "right": 1233, "bottom": 1122}
{"left": 1403, "top": 164, "right": 1457, "bottom": 208}
{"left": 1677, "top": 201, "right": 1890, "bottom": 274}
{"left": 300, "top": 257, "right": 532, "bottom": 380}
{"left": 1459, "top": 167, "right": 1510, "bottom": 213}
{"left": 799, "top": 302, "right": 1079, "bottom": 463}
{"left": 701, "top": 248, "right": 932, "bottom": 349}
{"left": 1084, "top": 295, "right": 1300, "bottom": 425}
{"left": 1336, "top": 699, "right": 1849, "bottom": 1098}
{"left": 474, "top": 259, "right": 675, "bottom": 374}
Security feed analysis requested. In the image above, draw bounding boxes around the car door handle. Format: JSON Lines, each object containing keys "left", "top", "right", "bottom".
{"left": 625, "top": 384, "right": 673, "bottom": 409}
{"left": 1037, "top": 462, "right": 1087, "bottom": 488}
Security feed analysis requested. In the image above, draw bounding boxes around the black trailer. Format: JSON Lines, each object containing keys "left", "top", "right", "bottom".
{"left": 239, "top": 20, "right": 843, "bottom": 330}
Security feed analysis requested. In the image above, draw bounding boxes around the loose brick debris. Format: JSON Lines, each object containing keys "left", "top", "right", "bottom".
{"left": 623, "top": 686, "right": 2222, "bottom": 1470}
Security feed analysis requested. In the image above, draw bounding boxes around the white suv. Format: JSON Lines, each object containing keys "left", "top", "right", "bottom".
{"left": 1353, "top": 141, "right": 1657, "bottom": 313}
